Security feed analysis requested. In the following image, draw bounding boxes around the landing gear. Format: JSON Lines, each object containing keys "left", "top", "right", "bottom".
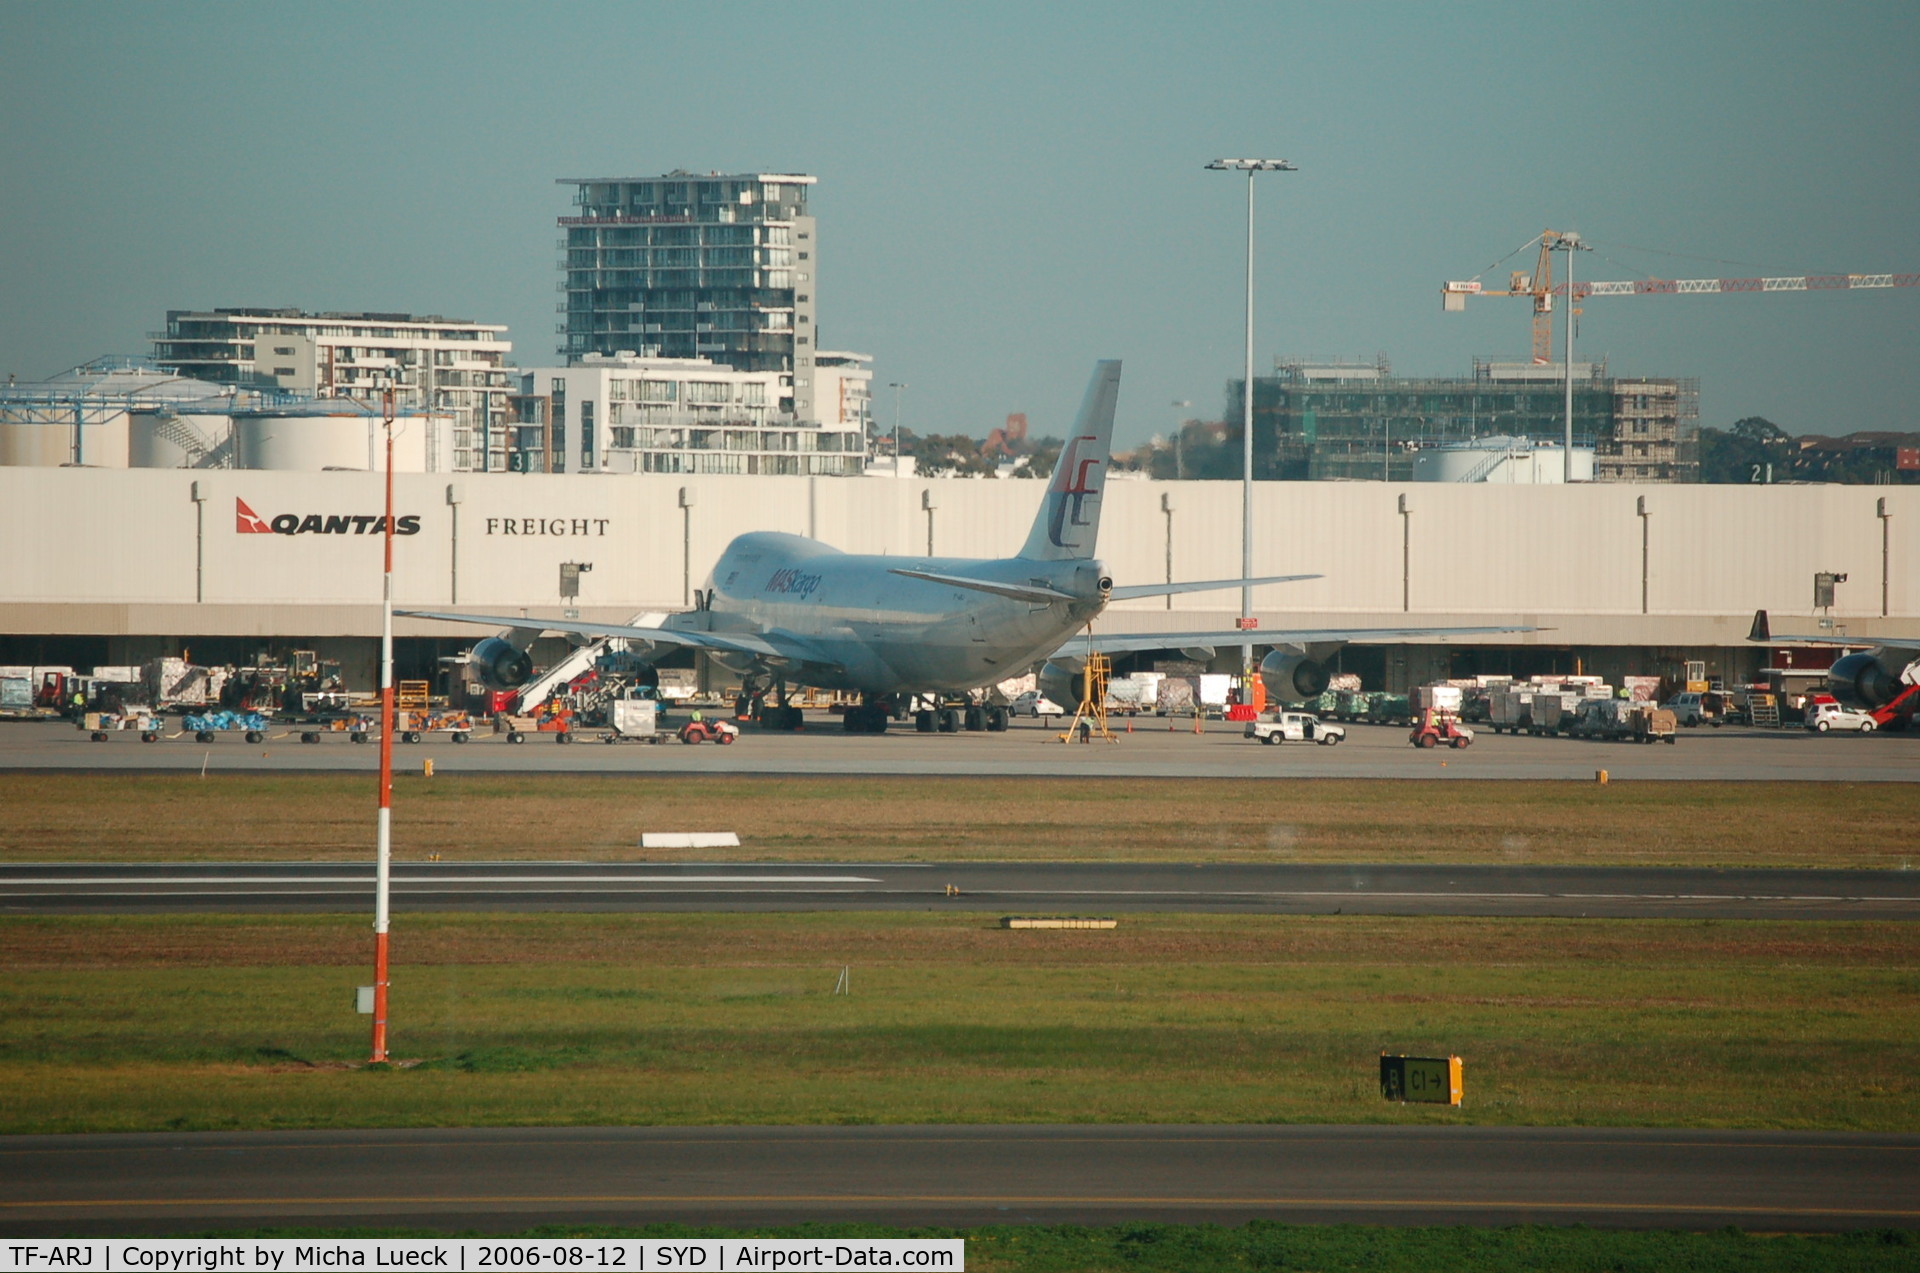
{"left": 843, "top": 696, "right": 894, "bottom": 733}
{"left": 987, "top": 705, "right": 1009, "bottom": 732}
{"left": 938, "top": 707, "right": 961, "bottom": 733}
{"left": 916, "top": 709, "right": 936, "bottom": 732}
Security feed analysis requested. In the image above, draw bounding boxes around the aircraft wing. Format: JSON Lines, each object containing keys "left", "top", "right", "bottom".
{"left": 1747, "top": 610, "right": 1920, "bottom": 650}
{"left": 1107, "top": 573, "right": 1320, "bottom": 601}
{"left": 396, "top": 609, "right": 792, "bottom": 659}
{"left": 1052, "top": 624, "right": 1539, "bottom": 659}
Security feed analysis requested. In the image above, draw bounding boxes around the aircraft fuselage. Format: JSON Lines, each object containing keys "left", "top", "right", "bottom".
{"left": 677, "top": 531, "right": 1109, "bottom": 695}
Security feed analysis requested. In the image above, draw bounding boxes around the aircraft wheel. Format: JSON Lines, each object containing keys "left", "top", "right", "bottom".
{"left": 986, "top": 706, "right": 1008, "bottom": 732}
{"left": 938, "top": 708, "right": 961, "bottom": 733}
{"left": 964, "top": 705, "right": 986, "bottom": 732}
{"left": 915, "top": 709, "right": 935, "bottom": 733}
{"left": 843, "top": 709, "right": 864, "bottom": 733}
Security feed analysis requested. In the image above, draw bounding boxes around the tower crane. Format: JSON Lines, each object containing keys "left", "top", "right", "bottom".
{"left": 1444, "top": 229, "right": 1919, "bottom": 362}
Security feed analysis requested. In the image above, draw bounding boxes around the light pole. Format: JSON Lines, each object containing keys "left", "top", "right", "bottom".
{"left": 1171, "top": 400, "right": 1191, "bottom": 479}
{"left": 888, "top": 382, "right": 907, "bottom": 478}
{"left": 1547, "top": 231, "right": 1591, "bottom": 482}
{"left": 1207, "top": 157, "right": 1296, "bottom": 672}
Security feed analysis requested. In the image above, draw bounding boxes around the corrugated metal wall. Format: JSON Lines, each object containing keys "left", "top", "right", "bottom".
{"left": 1, "top": 468, "right": 1912, "bottom": 640}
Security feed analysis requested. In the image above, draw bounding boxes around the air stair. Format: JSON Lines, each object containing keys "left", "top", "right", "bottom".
{"left": 512, "top": 612, "right": 664, "bottom": 713}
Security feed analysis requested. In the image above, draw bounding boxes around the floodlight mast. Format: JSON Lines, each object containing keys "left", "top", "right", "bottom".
{"left": 1206, "top": 158, "right": 1296, "bottom": 673}
{"left": 1545, "top": 232, "right": 1590, "bottom": 482}
{"left": 371, "top": 387, "right": 396, "bottom": 1065}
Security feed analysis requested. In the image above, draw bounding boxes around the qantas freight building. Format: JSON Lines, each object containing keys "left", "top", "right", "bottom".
{"left": 2, "top": 466, "right": 1914, "bottom": 693}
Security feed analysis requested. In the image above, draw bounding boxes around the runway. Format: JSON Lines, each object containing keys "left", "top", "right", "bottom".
{"left": 6, "top": 861, "right": 1919, "bottom": 918}
{"left": 3, "top": 716, "right": 1915, "bottom": 780}
{"left": 2, "top": 1124, "right": 1914, "bottom": 1235}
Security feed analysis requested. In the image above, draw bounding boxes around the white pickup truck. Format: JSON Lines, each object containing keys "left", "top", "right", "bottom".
{"left": 1244, "top": 710, "right": 1346, "bottom": 746}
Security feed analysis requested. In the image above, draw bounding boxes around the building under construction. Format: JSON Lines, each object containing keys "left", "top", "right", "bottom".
{"left": 1235, "top": 357, "right": 1698, "bottom": 483}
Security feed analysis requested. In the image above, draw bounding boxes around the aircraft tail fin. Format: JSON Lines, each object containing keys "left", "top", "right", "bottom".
{"left": 1018, "top": 360, "right": 1121, "bottom": 561}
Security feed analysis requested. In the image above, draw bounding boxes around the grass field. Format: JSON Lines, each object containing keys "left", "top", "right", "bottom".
{"left": 203, "top": 1223, "right": 1920, "bottom": 1272}
{"left": 4, "top": 773, "right": 1918, "bottom": 867}
{"left": 4, "top": 911, "right": 1915, "bottom": 1134}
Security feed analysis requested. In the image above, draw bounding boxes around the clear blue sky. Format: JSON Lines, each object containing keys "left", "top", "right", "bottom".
{"left": 3, "top": 1, "right": 1915, "bottom": 448}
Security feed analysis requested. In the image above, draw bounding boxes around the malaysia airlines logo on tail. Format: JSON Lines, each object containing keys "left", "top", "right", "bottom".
{"left": 236, "top": 498, "right": 272, "bottom": 533}
{"left": 1045, "top": 434, "right": 1104, "bottom": 550}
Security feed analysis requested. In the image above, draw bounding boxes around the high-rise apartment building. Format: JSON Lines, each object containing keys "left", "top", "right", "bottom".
{"left": 151, "top": 309, "right": 513, "bottom": 472}
{"left": 556, "top": 171, "right": 822, "bottom": 424}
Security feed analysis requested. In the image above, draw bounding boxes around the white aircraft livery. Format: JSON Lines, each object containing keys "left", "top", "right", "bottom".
{"left": 404, "top": 360, "right": 1527, "bottom": 732}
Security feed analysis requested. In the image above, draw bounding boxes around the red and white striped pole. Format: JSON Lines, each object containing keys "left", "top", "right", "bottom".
{"left": 371, "top": 387, "right": 396, "bottom": 1064}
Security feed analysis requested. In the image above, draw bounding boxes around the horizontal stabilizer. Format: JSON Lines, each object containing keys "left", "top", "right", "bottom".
{"left": 1108, "top": 573, "right": 1320, "bottom": 602}
{"left": 888, "top": 569, "right": 1077, "bottom": 604}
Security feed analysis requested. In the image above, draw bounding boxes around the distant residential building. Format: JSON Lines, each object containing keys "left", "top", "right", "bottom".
{"left": 1236, "top": 357, "right": 1699, "bottom": 482}
{"left": 151, "top": 308, "right": 513, "bottom": 472}
{"left": 555, "top": 171, "right": 822, "bottom": 423}
{"left": 519, "top": 351, "right": 868, "bottom": 476}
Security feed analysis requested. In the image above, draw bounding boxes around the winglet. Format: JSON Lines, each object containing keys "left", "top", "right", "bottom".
{"left": 1018, "top": 360, "right": 1121, "bottom": 561}
{"left": 1747, "top": 609, "right": 1771, "bottom": 643}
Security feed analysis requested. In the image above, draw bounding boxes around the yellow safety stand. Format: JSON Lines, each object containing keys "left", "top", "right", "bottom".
{"left": 1058, "top": 648, "right": 1117, "bottom": 743}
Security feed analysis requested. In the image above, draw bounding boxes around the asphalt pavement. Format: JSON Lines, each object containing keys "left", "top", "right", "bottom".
{"left": 6, "top": 860, "right": 1919, "bottom": 918}
{"left": 2, "top": 1124, "right": 1914, "bottom": 1235}
{"left": 3, "top": 715, "right": 1915, "bottom": 780}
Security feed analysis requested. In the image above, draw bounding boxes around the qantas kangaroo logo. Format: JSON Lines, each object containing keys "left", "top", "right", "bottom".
{"left": 235, "top": 499, "right": 272, "bottom": 533}
{"left": 235, "top": 497, "right": 419, "bottom": 536}
{"left": 1045, "top": 434, "right": 1103, "bottom": 549}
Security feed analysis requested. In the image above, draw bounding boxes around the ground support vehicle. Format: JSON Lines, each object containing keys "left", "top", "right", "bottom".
{"left": 1244, "top": 711, "right": 1345, "bottom": 746}
{"left": 1010, "top": 691, "right": 1065, "bottom": 718}
{"left": 81, "top": 712, "right": 163, "bottom": 743}
{"left": 1408, "top": 685, "right": 1474, "bottom": 748}
{"left": 1486, "top": 690, "right": 1533, "bottom": 735}
{"left": 676, "top": 716, "right": 739, "bottom": 745}
{"left": 1409, "top": 710, "right": 1474, "bottom": 749}
{"left": 489, "top": 709, "right": 578, "bottom": 744}
{"left": 1568, "top": 699, "right": 1678, "bottom": 743}
{"left": 391, "top": 708, "right": 475, "bottom": 745}
{"left": 1807, "top": 702, "right": 1880, "bottom": 734}
{"left": 1366, "top": 695, "right": 1412, "bottom": 727}
{"left": 297, "top": 714, "right": 378, "bottom": 744}
{"left": 599, "top": 698, "right": 665, "bottom": 744}
{"left": 1663, "top": 692, "right": 1709, "bottom": 726}
{"left": 181, "top": 710, "right": 270, "bottom": 744}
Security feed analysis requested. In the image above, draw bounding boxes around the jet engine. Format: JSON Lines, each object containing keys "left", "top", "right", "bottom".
{"left": 1827, "top": 651, "right": 1906, "bottom": 710}
{"left": 1259, "top": 649, "right": 1330, "bottom": 703}
{"left": 1037, "top": 660, "right": 1086, "bottom": 711}
{"left": 467, "top": 636, "right": 534, "bottom": 692}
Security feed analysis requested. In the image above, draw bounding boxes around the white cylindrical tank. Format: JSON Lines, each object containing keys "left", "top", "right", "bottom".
{"left": 231, "top": 408, "right": 451, "bottom": 472}
{"left": 0, "top": 410, "right": 130, "bottom": 468}
{"left": 129, "top": 412, "right": 234, "bottom": 468}
{"left": 1413, "top": 436, "right": 1595, "bottom": 484}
